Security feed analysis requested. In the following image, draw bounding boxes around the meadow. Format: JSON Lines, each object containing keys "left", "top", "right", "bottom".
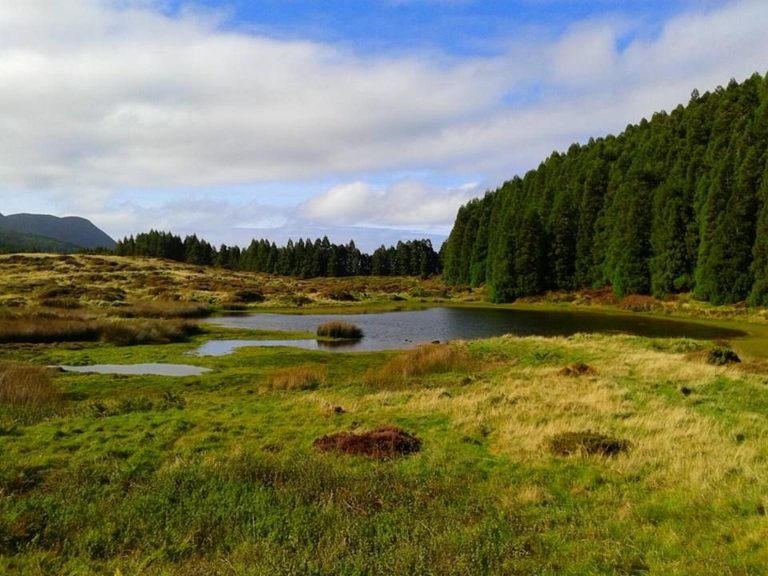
{"left": 2, "top": 254, "right": 768, "bottom": 574}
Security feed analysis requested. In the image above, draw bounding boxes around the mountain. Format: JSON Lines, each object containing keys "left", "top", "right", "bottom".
{"left": 0, "top": 213, "right": 116, "bottom": 252}
{"left": 442, "top": 72, "right": 768, "bottom": 305}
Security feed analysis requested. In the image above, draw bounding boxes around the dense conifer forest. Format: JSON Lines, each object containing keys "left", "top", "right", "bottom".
{"left": 116, "top": 231, "right": 441, "bottom": 278}
{"left": 443, "top": 72, "right": 768, "bottom": 304}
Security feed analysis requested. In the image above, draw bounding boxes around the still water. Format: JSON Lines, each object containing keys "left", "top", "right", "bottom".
{"left": 201, "top": 306, "right": 745, "bottom": 354}
{"left": 58, "top": 363, "right": 211, "bottom": 376}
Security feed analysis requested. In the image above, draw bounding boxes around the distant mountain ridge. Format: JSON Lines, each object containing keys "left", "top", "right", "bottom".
{"left": 0, "top": 213, "right": 116, "bottom": 252}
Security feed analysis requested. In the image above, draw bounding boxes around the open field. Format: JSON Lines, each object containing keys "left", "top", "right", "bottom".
{"left": 0, "top": 254, "right": 453, "bottom": 314}
{"left": 3, "top": 254, "right": 768, "bottom": 574}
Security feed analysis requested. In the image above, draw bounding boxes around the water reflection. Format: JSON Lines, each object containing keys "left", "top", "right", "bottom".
{"left": 59, "top": 363, "right": 210, "bottom": 376}
{"left": 201, "top": 307, "right": 745, "bottom": 353}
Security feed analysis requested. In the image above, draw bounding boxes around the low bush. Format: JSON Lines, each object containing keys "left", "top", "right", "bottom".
{"left": 706, "top": 346, "right": 741, "bottom": 366}
{"left": 313, "top": 425, "right": 422, "bottom": 459}
{"left": 317, "top": 321, "right": 364, "bottom": 340}
{"left": 364, "top": 342, "right": 470, "bottom": 387}
{"left": 269, "top": 365, "right": 327, "bottom": 390}
{"left": 233, "top": 290, "right": 265, "bottom": 303}
{"left": 326, "top": 290, "right": 358, "bottom": 302}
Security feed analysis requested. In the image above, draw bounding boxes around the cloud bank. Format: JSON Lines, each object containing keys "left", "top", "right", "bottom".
{"left": 0, "top": 0, "right": 766, "bottom": 244}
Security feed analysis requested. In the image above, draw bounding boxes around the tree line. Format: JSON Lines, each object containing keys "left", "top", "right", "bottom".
{"left": 442, "top": 72, "right": 768, "bottom": 305}
{"left": 115, "top": 232, "right": 441, "bottom": 278}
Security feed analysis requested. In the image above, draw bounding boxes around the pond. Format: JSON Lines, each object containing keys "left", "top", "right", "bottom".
{"left": 58, "top": 363, "right": 211, "bottom": 376}
{"left": 201, "top": 306, "right": 746, "bottom": 354}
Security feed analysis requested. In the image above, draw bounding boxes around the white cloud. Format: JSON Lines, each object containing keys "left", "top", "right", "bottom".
{"left": 300, "top": 181, "right": 482, "bottom": 228}
{"left": 0, "top": 0, "right": 767, "bottom": 246}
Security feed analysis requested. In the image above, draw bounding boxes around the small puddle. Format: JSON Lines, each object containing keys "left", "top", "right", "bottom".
{"left": 58, "top": 363, "right": 210, "bottom": 376}
{"left": 191, "top": 339, "right": 361, "bottom": 356}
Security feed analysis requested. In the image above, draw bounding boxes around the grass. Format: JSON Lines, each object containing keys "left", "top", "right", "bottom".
{"left": 6, "top": 254, "right": 768, "bottom": 573}
{"left": 3, "top": 328, "right": 768, "bottom": 573}
{"left": 0, "top": 253, "right": 453, "bottom": 313}
{"left": 0, "top": 312, "right": 200, "bottom": 345}
{"left": 364, "top": 342, "right": 471, "bottom": 387}
{"left": 548, "top": 430, "right": 631, "bottom": 456}
{"left": 0, "top": 363, "right": 62, "bottom": 424}
{"left": 268, "top": 365, "right": 327, "bottom": 390}
{"left": 316, "top": 320, "right": 364, "bottom": 339}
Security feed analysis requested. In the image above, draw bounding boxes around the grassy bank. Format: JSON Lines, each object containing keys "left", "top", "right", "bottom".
{"left": 4, "top": 253, "right": 768, "bottom": 573}
{"left": 2, "top": 327, "right": 768, "bottom": 574}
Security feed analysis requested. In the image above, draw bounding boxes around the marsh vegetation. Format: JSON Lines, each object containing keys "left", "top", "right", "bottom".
{"left": 2, "top": 253, "right": 768, "bottom": 574}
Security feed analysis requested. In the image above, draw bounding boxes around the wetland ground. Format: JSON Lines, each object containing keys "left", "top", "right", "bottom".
{"left": 2, "top": 254, "right": 768, "bottom": 574}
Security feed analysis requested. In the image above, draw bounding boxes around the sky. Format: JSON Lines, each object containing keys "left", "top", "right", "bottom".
{"left": 0, "top": 0, "right": 767, "bottom": 251}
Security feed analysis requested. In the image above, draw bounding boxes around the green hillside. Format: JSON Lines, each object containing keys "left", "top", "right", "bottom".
{"left": 0, "top": 228, "right": 81, "bottom": 254}
{"left": 0, "top": 213, "right": 116, "bottom": 252}
{"left": 442, "top": 72, "right": 768, "bottom": 305}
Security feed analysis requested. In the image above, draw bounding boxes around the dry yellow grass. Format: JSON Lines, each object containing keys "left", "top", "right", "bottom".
{"left": 0, "top": 253, "right": 452, "bottom": 312}
{"left": 0, "top": 363, "right": 61, "bottom": 409}
{"left": 339, "top": 334, "right": 763, "bottom": 500}
{"left": 269, "top": 365, "right": 328, "bottom": 390}
{"left": 364, "top": 342, "right": 471, "bottom": 387}
{"left": 0, "top": 312, "right": 199, "bottom": 345}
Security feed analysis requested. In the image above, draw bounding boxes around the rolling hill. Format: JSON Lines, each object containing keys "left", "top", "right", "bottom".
{"left": 0, "top": 213, "right": 116, "bottom": 253}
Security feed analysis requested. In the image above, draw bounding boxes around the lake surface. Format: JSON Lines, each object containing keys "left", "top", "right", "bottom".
{"left": 58, "top": 363, "right": 211, "bottom": 376}
{"left": 204, "top": 307, "right": 745, "bottom": 353}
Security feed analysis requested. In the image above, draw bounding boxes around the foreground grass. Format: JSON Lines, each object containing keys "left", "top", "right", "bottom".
{"left": 2, "top": 329, "right": 768, "bottom": 574}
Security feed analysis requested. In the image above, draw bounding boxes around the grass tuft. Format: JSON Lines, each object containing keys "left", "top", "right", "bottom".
{"left": 364, "top": 342, "right": 470, "bottom": 387}
{"left": 706, "top": 346, "right": 741, "bottom": 366}
{"left": 558, "top": 362, "right": 597, "bottom": 377}
{"left": 317, "top": 321, "right": 364, "bottom": 340}
{"left": 548, "top": 431, "right": 631, "bottom": 457}
{"left": 0, "top": 363, "right": 62, "bottom": 423}
{"left": 117, "top": 301, "right": 211, "bottom": 319}
{"left": 0, "top": 311, "right": 199, "bottom": 345}
{"left": 269, "top": 365, "right": 327, "bottom": 390}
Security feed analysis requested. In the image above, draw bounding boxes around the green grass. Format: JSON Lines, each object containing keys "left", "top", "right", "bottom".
{"left": 3, "top": 326, "right": 768, "bottom": 574}
{"left": 5, "top": 254, "right": 768, "bottom": 573}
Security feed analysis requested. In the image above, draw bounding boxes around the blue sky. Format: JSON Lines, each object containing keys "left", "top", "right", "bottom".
{"left": 167, "top": 0, "right": 689, "bottom": 54}
{"left": 0, "top": 0, "right": 765, "bottom": 250}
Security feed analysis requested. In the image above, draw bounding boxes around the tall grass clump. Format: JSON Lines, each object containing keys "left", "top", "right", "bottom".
{"left": 317, "top": 321, "right": 363, "bottom": 340}
{"left": 0, "top": 363, "right": 62, "bottom": 422}
{"left": 0, "top": 316, "right": 100, "bottom": 343}
{"left": 268, "top": 365, "right": 327, "bottom": 390}
{"left": 117, "top": 300, "right": 212, "bottom": 319}
{"left": 99, "top": 319, "right": 201, "bottom": 345}
{"left": 365, "top": 342, "right": 470, "bottom": 387}
{"left": 0, "top": 313, "right": 199, "bottom": 345}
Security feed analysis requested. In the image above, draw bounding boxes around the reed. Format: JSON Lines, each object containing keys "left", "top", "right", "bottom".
{"left": 365, "top": 342, "right": 470, "bottom": 387}
{"left": 0, "top": 363, "right": 62, "bottom": 423}
{"left": 268, "top": 365, "right": 327, "bottom": 390}
{"left": 317, "top": 321, "right": 364, "bottom": 340}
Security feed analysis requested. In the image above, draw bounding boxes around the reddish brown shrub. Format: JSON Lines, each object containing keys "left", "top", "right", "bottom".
{"left": 313, "top": 425, "right": 422, "bottom": 459}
